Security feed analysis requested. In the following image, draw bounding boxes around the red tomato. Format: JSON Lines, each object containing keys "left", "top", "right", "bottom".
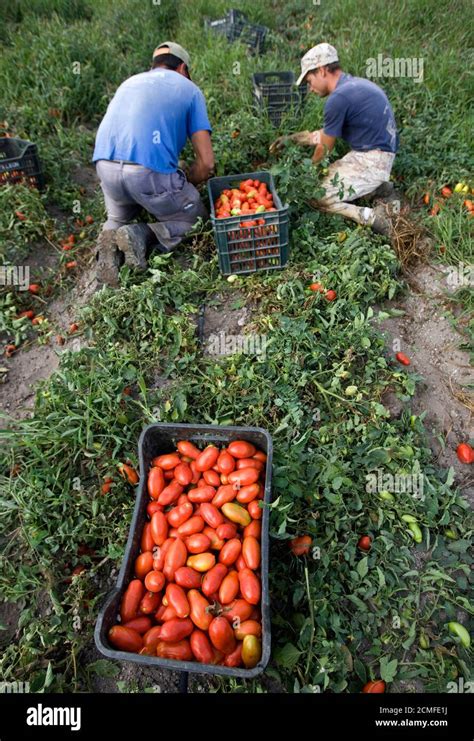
{"left": 195, "top": 445, "right": 220, "bottom": 472}
{"left": 456, "top": 443, "right": 473, "bottom": 464}
{"left": 235, "top": 458, "right": 264, "bottom": 471}
{"left": 209, "top": 617, "right": 236, "bottom": 655}
{"left": 216, "top": 523, "right": 238, "bottom": 540}
{"left": 177, "top": 440, "right": 201, "bottom": 459}
{"left": 146, "top": 501, "right": 164, "bottom": 517}
{"left": 235, "top": 554, "right": 247, "bottom": 571}
{"left": 441, "top": 186, "right": 452, "bottom": 197}
{"left": 174, "top": 566, "right": 202, "bottom": 589}
{"left": 212, "top": 484, "right": 237, "bottom": 508}
{"left": 150, "top": 511, "right": 168, "bottom": 546}
{"left": 188, "top": 589, "right": 213, "bottom": 630}
{"left": 153, "top": 537, "right": 173, "bottom": 571}
{"left": 188, "top": 485, "right": 216, "bottom": 503}
{"left": 190, "top": 629, "right": 215, "bottom": 664}
{"left": 174, "top": 462, "right": 193, "bottom": 486}
{"left": 163, "top": 538, "right": 188, "bottom": 581}
{"left": 152, "top": 453, "right": 181, "bottom": 470}
{"left": 120, "top": 580, "right": 145, "bottom": 623}
{"left": 222, "top": 599, "right": 253, "bottom": 624}
{"left": 290, "top": 535, "right": 312, "bottom": 556}
{"left": 224, "top": 641, "right": 243, "bottom": 667}
{"left": 219, "top": 538, "right": 242, "bottom": 566}
{"left": 358, "top": 535, "right": 372, "bottom": 551}
{"left": 144, "top": 570, "right": 165, "bottom": 593}
{"left": 135, "top": 551, "right": 153, "bottom": 579}
{"left": 243, "top": 520, "right": 262, "bottom": 540}
{"left": 167, "top": 501, "right": 193, "bottom": 528}
{"left": 139, "top": 590, "right": 161, "bottom": 615}
{"left": 166, "top": 584, "right": 190, "bottom": 618}
{"left": 219, "top": 571, "right": 240, "bottom": 604}
{"left": 362, "top": 680, "right": 386, "bottom": 693}
{"left": 158, "top": 618, "right": 194, "bottom": 642}
{"left": 203, "top": 469, "right": 221, "bottom": 487}
{"left": 122, "top": 616, "right": 152, "bottom": 635}
{"left": 203, "top": 526, "right": 225, "bottom": 551}
{"left": 228, "top": 441, "right": 257, "bottom": 459}
{"left": 177, "top": 515, "right": 205, "bottom": 537}
{"left": 157, "top": 479, "right": 183, "bottom": 506}
{"left": 186, "top": 552, "right": 216, "bottom": 572}
{"left": 236, "top": 483, "right": 260, "bottom": 504}
{"left": 108, "top": 625, "right": 143, "bottom": 653}
{"left": 189, "top": 460, "right": 200, "bottom": 484}
{"left": 247, "top": 500, "right": 262, "bottom": 520}
{"left": 238, "top": 568, "right": 261, "bottom": 605}
{"left": 234, "top": 619, "right": 262, "bottom": 640}
{"left": 202, "top": 563, "right": 228, "bottom": 597}
{"left": 185, "top": 533, "right": 212, "bottom": 554}
{"left": 228, "top": 468, "right": 260, "bottom": 487}
{"left": 309, "top": 282, "right": 324, "bottom": 292}
{"left": 156, "top": 639, "right": 193, "bottom": 661}
{"left": 253, "top": 451, "right": 267, "bottom": 463}
{"left": 395, "top": 351, "right": 410, "bottom": 366}
{"left": 200, "top": 502, "right": 225, "bottom": 529}
{"left": 143, "top": 625, "right": 163, "bottom": 650}
{"left": 325, "top": 290, "right": 337, "bottom": 301}
{"left": 242, "top": 536, "right": 261, "bottom": 570}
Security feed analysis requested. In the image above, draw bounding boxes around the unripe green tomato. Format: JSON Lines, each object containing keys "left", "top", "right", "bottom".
{"left": 344, "top": 385, "right": 358, "bottom": 396}
{"left": 408, "top": 522, "right": 423, "bottom": 543}
{"left": 419, "top": 633, "right": 430, "bottom": 649}
{"left": 379, "top": 490, "right": 395, "bottom": 501}
{"left": 447, "top": 622, "right": 471, "bottom": 648}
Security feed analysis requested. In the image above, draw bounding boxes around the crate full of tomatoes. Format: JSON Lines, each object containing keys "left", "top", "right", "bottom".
{"left": 95, "top": 424, "right": 272, "bottom": 678}
{"left": 0, "top": 137, "right": 44, "bottom": 189}
{"left": 208, "top": 170, "right": 289, "bottom": 276}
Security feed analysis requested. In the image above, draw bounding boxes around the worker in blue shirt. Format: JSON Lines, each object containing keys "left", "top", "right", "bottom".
{"left": 93, "top": 42, "right": 214, "bottom": 284}
{"left": 270, "top": 43, "right": 398, "bottom": 236}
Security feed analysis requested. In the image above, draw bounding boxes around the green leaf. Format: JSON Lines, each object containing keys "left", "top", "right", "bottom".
{"left": 87, "top": 660, "right": 120, "bottom": 678}
{"left": 357, "top": 557, "right": 369, "bottom": 579}
{"left": 274, "top": 643, "right": 301, "bottom": 670}
{"left": 380, "top": 656, "right": 398, "bottom": 683}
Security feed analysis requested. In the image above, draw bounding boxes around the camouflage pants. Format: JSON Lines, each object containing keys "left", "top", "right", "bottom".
{"left": 314, "top": 149, "right": 396, "bottom": 225}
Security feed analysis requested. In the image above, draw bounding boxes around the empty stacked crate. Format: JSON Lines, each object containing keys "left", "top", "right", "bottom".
{"left": 253, "top": 71, "right": 307, "bottom": 126}
{"left": 204, "top": 9, "right": 268, "bottom": 55}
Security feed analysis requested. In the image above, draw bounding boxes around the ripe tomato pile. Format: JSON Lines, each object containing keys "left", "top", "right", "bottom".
{"left": 214, "top": 179, "right": 281, "bottom": 272}
{"left": 108, "top": 439, "right": 266, "bottom": 669}
{"left": 214, "top": 179, "right": 276, "bottom": 219}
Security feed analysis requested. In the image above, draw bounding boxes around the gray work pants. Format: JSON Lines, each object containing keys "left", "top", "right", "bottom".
{"left": 95, "top": 159, "right": 208, "bottom": 250}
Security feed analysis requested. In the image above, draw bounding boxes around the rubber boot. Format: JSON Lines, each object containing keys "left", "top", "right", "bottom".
{"left": 95, "top": 229, "right": 122, "bottom": 287}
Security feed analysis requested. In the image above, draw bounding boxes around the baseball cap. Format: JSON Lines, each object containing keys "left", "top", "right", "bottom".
{"left": 152, "top": 41, "right": 191, "bottom": 68}
{"left": 296, "top": 43, "right": 339, "bottom": 85}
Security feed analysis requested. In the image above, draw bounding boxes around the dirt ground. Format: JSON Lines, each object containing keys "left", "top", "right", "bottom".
{"left": 376, "top": 262, "right": 473, "bottom": 502}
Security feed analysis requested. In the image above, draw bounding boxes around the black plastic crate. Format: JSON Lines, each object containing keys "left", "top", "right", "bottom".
{"left": 232, "top": 21, "right": 267, "bottom": 54}
{"left": 208, "top": 170, "right": 290, "bottom": 276}
{"left": 204, "top": 10, "right": 267, "bottom": 54}
{"left": 95, "top": 423, "right": 273, "bottom": 679}
{"left": 0, "top": 137, "right": 44, "bottom": 189}
{"left": 253, "top": 72, "right": 307, "bottom": 126}
{"left": 203, "top": 15, "right": 232, "bottom": 37}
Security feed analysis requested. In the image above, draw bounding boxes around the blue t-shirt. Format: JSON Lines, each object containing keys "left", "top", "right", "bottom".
{"left": 93, "top": 69, "right": 212, "bottom": 173}
{"left": 323, "top": 73, "right": 398, "bottom": 153}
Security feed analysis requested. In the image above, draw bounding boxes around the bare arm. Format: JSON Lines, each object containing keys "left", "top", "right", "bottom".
{"left": 269, "top": 130, "right": 319, "bottom": 153}
{"left": 311, "top": 130, "right": 336, "bottom": 164}
{"left": 187, "top": 130, "right": 215, "bottom": 185}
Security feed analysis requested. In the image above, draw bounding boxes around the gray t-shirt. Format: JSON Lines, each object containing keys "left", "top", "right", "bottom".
{"left": 323, "top": 73, "right": 398, "bottom": 153}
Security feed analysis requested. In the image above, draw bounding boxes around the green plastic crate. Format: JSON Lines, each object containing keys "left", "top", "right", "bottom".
{"left": 208, "top": 170, "right": 289, "bottom": 276}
